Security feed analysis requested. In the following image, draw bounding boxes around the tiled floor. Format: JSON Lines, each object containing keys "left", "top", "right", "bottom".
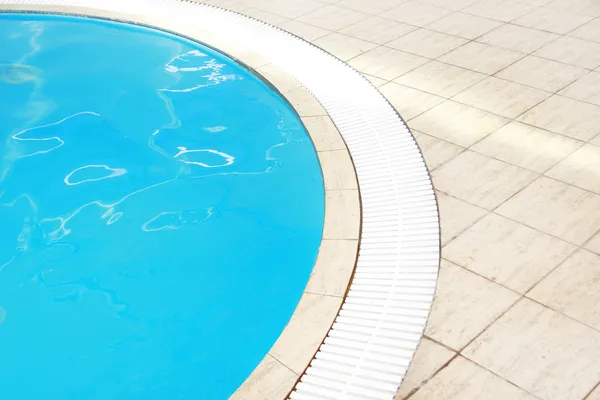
{"left": 203, "top": 0, "right": 600, "bottom": 398}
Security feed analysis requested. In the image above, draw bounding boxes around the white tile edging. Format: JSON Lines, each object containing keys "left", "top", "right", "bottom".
{"left": 0, "top": 1, "right": 441, "bottom": 398}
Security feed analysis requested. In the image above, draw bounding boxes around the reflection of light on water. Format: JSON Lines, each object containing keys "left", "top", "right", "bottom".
{"left": 0, "top": 63, "right": 42, "bottom": 84}
{"left": 64, "top": 164, "right": 127, "bottom": 186}
{"left": 206, "top": 126, "right": 226, "bottom": 133}
{"left": 107, "top": 212, "right": 123, "bottom": 225}
{"left": 10, "top": 111, "right": 100, "bottom": 159}
{"left": 160, "top": 50, "right": 237, "bottom": 93}
{"left": 174, "top": 146, "right": 235, "bottom": 168}
{"left": 142, "top": 208, "right": 213, "bottom": 232}
{"left": 0, "top": 306, "right": 6, "bottom": 325}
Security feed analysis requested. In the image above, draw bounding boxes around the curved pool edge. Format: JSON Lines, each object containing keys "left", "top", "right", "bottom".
{"left": 0, "top": 1, "right": 440, "bottom": 399}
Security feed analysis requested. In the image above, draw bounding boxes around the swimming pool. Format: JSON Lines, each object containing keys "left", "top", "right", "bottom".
{"left": 0, "top": 13, "right": 325, "bottom": 399}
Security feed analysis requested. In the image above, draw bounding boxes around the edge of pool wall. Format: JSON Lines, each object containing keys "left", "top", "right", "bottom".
{"left": 0, "top": 1, "right": 441, "bottom": 399}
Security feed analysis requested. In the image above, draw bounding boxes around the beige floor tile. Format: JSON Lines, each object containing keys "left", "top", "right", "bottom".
{"left": 409, "top": 100, "right": 509, "bottom": 147}
{"left": 472, "top": 121, "right": 583, "bottom": 173}
{"left": 381, "top": 2, "right": 452, "bottom": 26}
{"left": 513, "top": 7, "right": 594, "bottom": 34}
{"left": 334, "top": 0, "right": 406, "bottom": 14}
{"left": 394, "top": 60, "right": 486, "bottom": 97}
{"left": 518, "top": 95, "right": 600, "bottom": 141}
{"left": 418, "top": 0, "right": 480, "bottom": 11}
{"left": 587, "top": 231, "right": 600, "bottom": 254}
{"left": 462, "top": 0, "right": 537, "bottom": 22}
{"left": 534, "top": 36, "right": 600, "bottom": 69}
{"left": 277, "top": 20, "right": 330, "bottom": 41}
{"left": 424, "top": 260, "right": 519, "bottom": 350}
{"left": 313, "top": 32, "right": 378, "bottom": 61}
{"left": 323, "top": 190, "right": 360, "bottom": 239}
{"left": 546, "top": 144, "right": 600, "bottom": 193}
{"left": 339, "top": 16, "right": 416, "bottom": 45}
{"left": 256, "top": 64, "right": 301, "bottom": 92}
{"left": 296, "top": 4, "right": 368, "bottom": 31}
{"left": 242, "top": 7, "right": 291, "bottom": 24}
{"left": 305, "top": 239, "right": 358, "bottom": 296}
{"left": 349, "top": 47, "right": 428, "bottom": 81}
{"left": 588, "top": 385, "right": 600, "bottom": 400}
{"left": 453, "top": 77, "right": 550, "bottom": 118}
{"left": 318, "top": 150, "right": 358, "bottom": 190}
{"left": 256, "top": 0, "right": 327, "bottom": 18}
{"left": 386, "top": 29, "right": 468, "bottom": 59}
{"left": 477, "top": 24, "right": 559, "bottom": 53}
{"left": 436, "top": 191, "right": 488, "bottom": 245}
{"left": 444, "top": 213, "right": 576, "bottom": 293}
{"left": 497, "top": 176, "right": 600, "bottom": 245}
{"left": 362, "top": 74, "right": 388, "bottom": 87}
{"left": 412, "top": 131, "right": 465, "bottom": 170}
{"left": 432, "top": 150, "right": 538, "bottom": 210}
{"left": 395, "top": 338, "right": 456, "bottom": 399}
{"left": 425, "top": 12, "right": 503, "bottom": 40}
{"left": 301, "top": 116, "right": 345, "bottom": 150}
{"left": 439, "top": 42, "right": 525, "bottom": 75}
{"left": 230, "top": 354, "right": 298, "bottom": 400}
{"left": 559, "top": 71, "right": 600, "bottom": 106}
{"left": 543, "top": 0, "right": 600, "bottom": 18}
{"left": 569, "top": 18, "right": 600, "bottom": 43}
{"left": 496, "top": 56, "right": 588, "bottom": 92}
{"left": 285, "top": 87, "right": 327, "bottom": 117}
{"left": 409, "top": 356, "right": 536, "bottom": 400}
{"left": 463, "top": 298, "right": 600, "bottom": 400}
{"left": 529, "top": 250, "right": 600, "bottom": 329}
{"left": 380, "top": 82, "right": 445, "bottom": 120}
{"left": 270, "top": 293, "right": 342, "bottom": 374}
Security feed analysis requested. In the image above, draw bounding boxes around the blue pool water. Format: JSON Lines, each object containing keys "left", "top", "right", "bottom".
{"left": 0, "top": 13, "right": 324, "bottom": 399}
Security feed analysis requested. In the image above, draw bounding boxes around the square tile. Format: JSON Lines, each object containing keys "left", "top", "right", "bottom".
{"left": 513, "top": 7, "right": 594, "bottom": 34}
{"left": 530, "top": 250, "right": 600, "bottom": 330}
{"left": 453, "top": 77, "right": 550, "bottom": 118}
{"left": 296, "top": 4, "right": 369, "bottom": 31}
{"left": 586, "top": 231, "right": 600, "bottom": 254}
{"left": 277, "top": 20, "right": 330, "bottom": 41}
{"left": 463, "top": 298, "right": 600, "bottom": 400}
{"left": 305, "top": 239, "right": 358, "bottom": 296}
{"left": 546, "top": 144, "right": 600, "bottom": 193}
{"left": 559, "top": 71, "right": 600, "bottom": 106}
{"left": 472, "top": 121, "right": 583, "bottom": 172}
{"left": 270, "top": 293, "right": 342, "bottom": 374}
{"left": 569, "top": 18, "right": 600, "bottom": 43}
{"left": 301, "top": 116, "right": 345, "bottom": 150}
{"left": 334, "top": 0, "right": 406, "bottom": 14}
{"left": 256, "top": 64, "right": 301, "bottom": 92}
{"left": 444, "top": 213, "right": 576, "bottom": 293}
{"left": 380, "top": 82, "right": 445, "bottom": 120}
{"left": 394, "top": 60, "right": 486, "bottom": 97}
{"left": 409, "top": 356, "right": 536, "bottom": 400}
{"left": 518, "top": 95, "right": 600, "bottom": 141}
{"left": 230, "top": 355, "right": 298, "bottom": 400}
{"left": 362, "top": 74, "right": 388, "bottom": 87}
{"left": 257, "top": 0, "right": 328, "bottom": 19}
{"left": 323, "top": 190, "right": 360, "bottom": 239}
{"left": 433, "top": 150, "right": 538, "bottom": 210}
{"left": 425, "top": 12, "right": 503, "bottom": 40}
{"left": 395, "top": 338, "right": 456, "bottom": 399}
{"left": 418, "top": 0, "right": 480, "bottom": 11}
{"left": 409, "top": 100, "right": 509, "bottom": 147}
{"left": 381, "top": 2, "right": 452, "bottom": 26}
{"left": 242, "top": 7, "right": 290, "bottom": 25}
{"left": 386, "top": 29, "right": 468, "bottom": 59}
{"left": 462, "top": 0, "right": 537, "bottom": 22}
{"left": 496, "top": 56, "right": 588, "bottom": 92}
{"left": 318, "top": 150, "right": 358, "bottom": 190}
{"left": 439, "top": 42, "right": 525, "bottom": 74}
{"left": 477, "top": 24, "right": 559, "bottom": 53}
{"left": 339, "top": 16, "right": 416, "bottom": 45}
{"left": 497, "top": 176, "right": 600, "bottom": 245}
{"left": 543, "top": 0, "right": 600, "bottom": 18}
{"left": 313, "top": 33, "right": 378, "bottom": 61}
{"left": 349, "top": 47, "right": 428, "bottom": 80}
{"left": 588, "top": 386, "right": 600, "bottom": 400}
{"left": 534, "top": 36, "right": 600, "bottom": 69}
{"left": 424, "top": 260, "right": 519, "bottom": 350}
{"left": 412, "top": 131, "right": 465, "bottom": 170}
{"left": 436, "top": 191, "right": 488, "bottom": 245}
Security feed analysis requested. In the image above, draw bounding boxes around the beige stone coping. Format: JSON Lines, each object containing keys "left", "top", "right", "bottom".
{"left": 0, "top": 5, "right": 362, "bottom": 399}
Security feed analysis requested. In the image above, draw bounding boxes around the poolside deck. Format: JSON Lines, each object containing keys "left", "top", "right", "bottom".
{"left": 204, "top": 0, "right": 600, "bottom": 398}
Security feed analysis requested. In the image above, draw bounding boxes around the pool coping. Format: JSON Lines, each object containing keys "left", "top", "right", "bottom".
{"left": 0, "top": 2, "right": 440, "bottom": 399}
